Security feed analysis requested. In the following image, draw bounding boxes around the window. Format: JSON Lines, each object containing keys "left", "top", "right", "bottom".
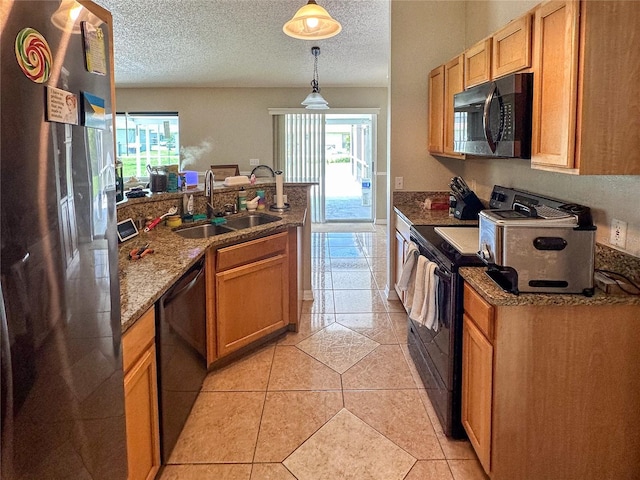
{"left": 116, "top": 112, "right": 179, "bottom": 179}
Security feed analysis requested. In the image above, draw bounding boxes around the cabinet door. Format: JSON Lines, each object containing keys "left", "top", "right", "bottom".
{"left": 492, "top": 14, "right": 532, "bottom": 79}
{"left": 462, "top": 314, "right": 493, "bottom": 475}
{"left": 394, "top": 229, "right": 407, "bottom": 303}
{"left": 428, "top": 65, "right": 445, "bottom": 153}
{"left": 531, "top": 0, "right": 580, "bottom": 170}
{"left": 444, "top": 54, "right": 465, "bottom": 157}
{"left": 124, "top": 345, "right": 161, "bottom": 480}
{"left": 464, "top": 38, "right": 492, "bottom": 88}
{"left": 216, "top": 255, "right": 288, "bottom": 356}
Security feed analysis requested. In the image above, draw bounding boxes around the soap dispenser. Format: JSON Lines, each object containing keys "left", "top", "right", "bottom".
{"left": 238, "top": 187, "right": 247, "bottom": 211}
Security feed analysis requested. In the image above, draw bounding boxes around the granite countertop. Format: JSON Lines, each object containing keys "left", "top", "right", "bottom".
{"left": 394, "top": 204, "right": 478, "bottom": 227}
{"left": 460, "top": 266, "right": 640, "bottom": 307}
{"left": 119, "top": 206, "right": 306, "bottom": 333}
{"left": 393, "top": 202, "right": 640, "bottom": 308}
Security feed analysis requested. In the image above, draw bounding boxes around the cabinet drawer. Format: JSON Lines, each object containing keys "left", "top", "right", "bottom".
{"left": 217, "top": 231, "right": 287, "bottom": 271}
{"left": 395, "top": 213, "right": 411, "bottom": 242}
{"left": 123, "top": 306, "right": 155, "bottom": 373}
{"left": 463, "top": 283, "right": 494, "bottom": 341}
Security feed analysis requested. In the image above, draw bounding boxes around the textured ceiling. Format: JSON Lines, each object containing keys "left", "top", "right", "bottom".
{"left": 94, "top": 0, "right": 390, "bottom": 88}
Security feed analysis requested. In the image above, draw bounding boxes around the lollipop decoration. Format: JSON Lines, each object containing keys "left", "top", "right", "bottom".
{"left": 15, "top": 27, "right": 52, "bottom": 84}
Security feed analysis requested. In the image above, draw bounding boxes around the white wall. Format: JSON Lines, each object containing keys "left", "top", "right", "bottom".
{"left": 115, "top": 86, "right": 389, "bottom": 220}
{"left": 389, "top": 0, "right": 466, "bottom": 192}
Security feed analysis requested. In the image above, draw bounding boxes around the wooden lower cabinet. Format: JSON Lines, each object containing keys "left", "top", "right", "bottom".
{"left": 461, "top": 313, "right": 493, "bottom": 473}
{"left": 122, "top": 307, "right": 160, "bottom": 480}
{"left": 213, "top": 231, "right": 291, "bottom": 358}
{"left": 462, "top": 281, "right": 640, "bottom": 478}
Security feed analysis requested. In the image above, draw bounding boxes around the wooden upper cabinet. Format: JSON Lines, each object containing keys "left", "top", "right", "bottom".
{"left": 492, "top": 14, "right": 532, "bottom": 79}
{"left": 464, "top": 38, "right": 492, "bottom": 88}
{"left": 444, "top": 54, "right": 465, "bottom": 157}
{"left": 573, "top": 0, "right": 640, "bottom": 174}
{"left": 428, "top": 65, "right": 445, "bottom": 153}
{"left": 532, "top": 0, "right": 640, "bottom": 174}
{"left": 531, "top": 0, "right": 580, "bottom": 170}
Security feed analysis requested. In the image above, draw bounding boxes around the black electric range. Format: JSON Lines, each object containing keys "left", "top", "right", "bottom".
{"left": 407, "top": 224, "right": 482, "bottom": 439}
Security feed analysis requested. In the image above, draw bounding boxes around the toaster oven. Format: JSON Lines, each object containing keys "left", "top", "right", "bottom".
{"left": 478, "top": 207, "right": 596, "bottom": 295}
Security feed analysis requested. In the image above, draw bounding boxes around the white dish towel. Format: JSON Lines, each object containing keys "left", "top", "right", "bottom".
{"left": 408, "top": 256, "right": 428, "bottom": 322}
{"left": 398, "top": 242, "right": 419, "bottom": 309}
{"left": 424, "top": 272, "right": 440, "bottom": 332}
{"left": 409, "top": 258, "right": 439, "bottom": 331}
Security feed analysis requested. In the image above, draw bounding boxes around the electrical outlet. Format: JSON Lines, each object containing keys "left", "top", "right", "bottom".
{"left": 249, "top": 158, "right": 260, "bottom": 166}
{"left": 394, "top": 176, "right": 404, "bottom": 189}
{"left": 610, "top": 218, "right": 627, "bottom": 248}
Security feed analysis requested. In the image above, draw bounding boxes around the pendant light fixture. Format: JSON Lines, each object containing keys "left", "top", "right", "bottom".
{"left": 283, "top": 0, "right": 342, "bottom": 40}
{"left": 301, "top": 46, "right": 329, "bottom": 110}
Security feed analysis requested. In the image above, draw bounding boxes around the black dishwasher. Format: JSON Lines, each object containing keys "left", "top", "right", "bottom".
{"left": 156, "top": 257, "right": 208, "bottom": 463}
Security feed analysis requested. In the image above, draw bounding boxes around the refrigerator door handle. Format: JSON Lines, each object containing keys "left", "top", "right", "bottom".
{"left": 0, "top": 282, "right": 15, "bottom": 477}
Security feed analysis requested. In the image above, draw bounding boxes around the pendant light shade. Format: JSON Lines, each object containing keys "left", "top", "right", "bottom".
{"left": 301, "top": 46, "right": 329, "bottom": 110}
{"left": 283, "top": 0, "right": 342, "bottom": 40}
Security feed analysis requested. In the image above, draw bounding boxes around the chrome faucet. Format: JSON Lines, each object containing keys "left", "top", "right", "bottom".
{"left": 204, "top": 167, "right": 216, "bottom": 217}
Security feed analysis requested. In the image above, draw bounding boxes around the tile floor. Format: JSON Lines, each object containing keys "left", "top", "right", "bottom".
{"left": 160, "top": 225, "right": 488, "bottom": 480}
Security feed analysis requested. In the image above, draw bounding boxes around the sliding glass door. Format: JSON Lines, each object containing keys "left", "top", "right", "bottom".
{"left": 325, "top": 114, "right": 374, "bottom": 222}
{"left": 274, "top": 112, "right": 376, "bottom": 223}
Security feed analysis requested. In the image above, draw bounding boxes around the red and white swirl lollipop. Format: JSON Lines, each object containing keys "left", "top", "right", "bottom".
{"left": 15, "top": 27, "right": 52, "bottom": 84}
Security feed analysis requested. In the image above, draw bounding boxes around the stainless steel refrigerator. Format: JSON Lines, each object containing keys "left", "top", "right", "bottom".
{"left": 1, "top": 1, "right": 127, "bottom": 478}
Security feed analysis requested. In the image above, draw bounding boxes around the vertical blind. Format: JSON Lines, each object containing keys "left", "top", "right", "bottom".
{"left": 273, "top": 114, "right": 326, "bottom": 223}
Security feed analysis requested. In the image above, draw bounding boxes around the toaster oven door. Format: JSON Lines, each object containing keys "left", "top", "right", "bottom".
{"left": 478, "top": 214, "right": 502, "bottom": 266}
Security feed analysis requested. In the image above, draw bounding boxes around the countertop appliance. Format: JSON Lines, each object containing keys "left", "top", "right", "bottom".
{"left": 479, "top": 186, "right": 596, "bottom": 295}
{"left": 408, "top": 224, "right": 483, "bottom": 439}
{"left": 156, "top": 257, "right": 208, "bottom": 464}
{"left": 1, "top": 2, "right": 127, "bottom": 478}
{"left": 453, "top": 73, "right": 533, "bottom": 158}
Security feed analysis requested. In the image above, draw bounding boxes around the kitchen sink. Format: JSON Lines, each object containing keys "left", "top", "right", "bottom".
{"left": 175, "top": 223, "right": 235, "bottom": 239}
{"left": 224, "top": 213, "right": 281, "bottom": 230}
{"left": 174, "top": 213, "right": 281, "bottom": 239}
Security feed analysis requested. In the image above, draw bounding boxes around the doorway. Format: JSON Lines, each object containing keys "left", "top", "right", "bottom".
{"left": 274, "top": 112, "right": 376, "bottom": 223}
{"left": 324, "top": 114, "right": 374, "bottom": 222}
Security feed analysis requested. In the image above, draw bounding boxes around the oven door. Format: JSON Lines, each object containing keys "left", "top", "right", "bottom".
{"left": 407, "top": 262, "right": 467, "bottom": 438}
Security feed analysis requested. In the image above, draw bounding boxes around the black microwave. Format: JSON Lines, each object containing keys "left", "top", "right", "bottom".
{"left": 453, "top": 73, "right": 533, "bottom": 158}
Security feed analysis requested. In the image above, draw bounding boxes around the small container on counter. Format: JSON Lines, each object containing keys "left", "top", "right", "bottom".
{"left": 238, "top": 188, "right": 247, "bottom": 211}
{"left": 256, "top": 189, "right": 265, "bottom": 210}
{"left": 166, "top": 215, "right": 182, "bottom": 228}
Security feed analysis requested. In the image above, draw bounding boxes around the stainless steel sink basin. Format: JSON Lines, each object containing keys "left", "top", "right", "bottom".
{"left": 174, "top": 213, "right": 281, "bottom": 239}
{"left": 175, "top": 223, "right": 234, "bottom": 239}
{"left": 224, "top": 213, "right": 281, "bottom": 230}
